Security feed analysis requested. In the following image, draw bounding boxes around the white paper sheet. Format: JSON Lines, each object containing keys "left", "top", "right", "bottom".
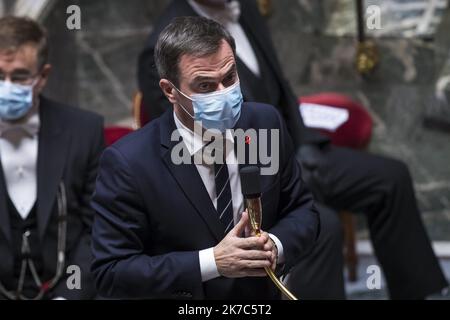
{"left": 299, "top": 103, "right": 349, "bottom": 132}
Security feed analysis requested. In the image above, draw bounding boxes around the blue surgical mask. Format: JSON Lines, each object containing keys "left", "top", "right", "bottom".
{"left": 0, "top": 80, "right": 35, "bottom": 121}
{"left": 175, "top": 81, "right": 243, "bottom": 132}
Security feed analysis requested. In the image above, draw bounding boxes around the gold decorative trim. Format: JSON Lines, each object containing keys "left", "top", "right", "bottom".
{"left": 132, "top": 91, "right": 143, "bottom": 129}
{"left": 257, "top": 0, "right": 272, "bottom": 17}
{"left": 356, "top": 40, "right": 379, "bottom": 75}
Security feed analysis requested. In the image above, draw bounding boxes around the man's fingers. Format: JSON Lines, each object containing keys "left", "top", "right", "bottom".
{"left": 271, "top": 251, "right": 277, "bottom": 271}
{"left": 238, "top": 249, "right": 272, "bottom": 260}
{"left": 272, "top": 251, "right": 277, "bottom": 263}
{"left": 263, "top": 242, "right": 273, "bottom": 251}
{"left": 244, "top": 224, "right": 251, "bottom": 238}
{"left": 229, "top": 210, "right": 249, "bottom": 237}
{"left": 239, "top": 259, "right": 272, "bottom": 269}
{"left": 236, "top": 235, "right": 268, "bottom": 249}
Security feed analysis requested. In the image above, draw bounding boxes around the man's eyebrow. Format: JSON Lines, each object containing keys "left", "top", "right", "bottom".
{"left": 192, "top": 63, "right": 237, "bottom": 83}
{"left": 193, "top": 75, "right": 215, "bottom": 82}
{"left": 224, "top": 64, "right": 237, "bottom": 76}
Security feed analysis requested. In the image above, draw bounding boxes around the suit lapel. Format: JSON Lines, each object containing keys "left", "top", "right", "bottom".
{"left": 160, "top": 111, "right": 225, "bottom": 242}
{"left": 234, "top": 105, "right": 273, "bottom": 191}
{"left": 36, "top": 97, "right": 71, "bottom": 239}
{"left": 0, "top": 160, "right": 12, "bottom": 245}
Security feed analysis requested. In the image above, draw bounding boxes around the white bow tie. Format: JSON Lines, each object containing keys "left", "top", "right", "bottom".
{"left": 0, "top": 114, "right": 40, "bottom": 137}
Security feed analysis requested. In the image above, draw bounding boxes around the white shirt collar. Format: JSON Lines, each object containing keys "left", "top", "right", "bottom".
{"left": 173, "top": 111, "right": 205, "bottom": 156}
{"left": 188, "top": 0, "right": 241, "bottom": 25}
{"left": 173, "top": 112, "right": 235, "bottom": 159}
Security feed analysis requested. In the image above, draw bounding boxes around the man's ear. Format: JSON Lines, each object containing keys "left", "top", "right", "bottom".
{"left": 159, "top": 79, "right": 178, "bottom": 105}
{"left": 35, "top": 64, "right": 51, "bottom": 94}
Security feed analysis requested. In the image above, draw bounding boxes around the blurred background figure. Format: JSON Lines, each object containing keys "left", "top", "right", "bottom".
{"left": 0, "top": 16, "right": 103, "bottom": 300}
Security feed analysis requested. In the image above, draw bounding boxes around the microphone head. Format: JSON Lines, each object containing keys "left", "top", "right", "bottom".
{"left": 240, "top": 166, "right": 261, "bottom": 198}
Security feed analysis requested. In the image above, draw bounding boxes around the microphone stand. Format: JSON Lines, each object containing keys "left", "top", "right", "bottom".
{"left": 245, "top": 197, "right": 298, "bottom": 301}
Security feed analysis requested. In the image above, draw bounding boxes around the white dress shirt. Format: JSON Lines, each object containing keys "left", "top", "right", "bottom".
{"left": 174, "top": 113, "right": 284, "bottom": 282}
{"left": 0, "top": 112, "right": 39, "bottom": 219}
{"left": 188, "top": 0, "right": 261, "bottom": 76}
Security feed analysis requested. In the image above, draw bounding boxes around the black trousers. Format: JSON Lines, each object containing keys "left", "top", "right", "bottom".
{"left": 293, "top": 145, "right": 447, "bottom": 299}
{"left": 287, "top": 203, "right": 346, "bottom": 299}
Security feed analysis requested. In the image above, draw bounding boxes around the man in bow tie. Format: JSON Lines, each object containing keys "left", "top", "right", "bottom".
{"left": 0, "top": 16, "right": 104, "bottom": 300}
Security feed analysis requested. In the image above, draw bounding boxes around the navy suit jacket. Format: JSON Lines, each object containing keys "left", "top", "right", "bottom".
{"left": 91, "top": 102, "right": 319, "bottom": 299}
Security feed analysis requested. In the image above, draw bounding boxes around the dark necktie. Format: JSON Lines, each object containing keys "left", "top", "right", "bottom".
{"left": 214, "top": 163, "right": 234, "bottom": 234}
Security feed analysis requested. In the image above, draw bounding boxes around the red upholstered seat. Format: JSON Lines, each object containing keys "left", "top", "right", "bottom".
{"left": 299, "top": 93, "right": 373, "bottom": 150}
{"left": 299, "top": 92, "right": 374, "bottom": 283}
{"left": 104, "top": 126, "right": 134, "bottom": 146}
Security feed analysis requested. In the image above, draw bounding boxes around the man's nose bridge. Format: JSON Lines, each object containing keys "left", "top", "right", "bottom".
{"left": 217, "top": 82, "right": 226, "bottom": 91}
{"left": 0, "top": 74, "right": 13, "bottom": 83}
{"left": 0, "top": 79, "right": 13, "bottom": 87}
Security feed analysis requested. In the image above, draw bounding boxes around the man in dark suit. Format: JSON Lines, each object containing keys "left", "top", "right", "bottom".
{"left": 138, "top": 0, "right": 345, "bottom": 300}
{"left": 0, "top": 16, "right": 103, "bottom": 299}
{"left": 137, "top": 0, "right": 448, "bottom": 299}
{"left": 91, "top": 16, "right": 320, "bottom": 299}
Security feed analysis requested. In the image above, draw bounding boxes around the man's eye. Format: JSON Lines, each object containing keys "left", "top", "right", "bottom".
{"left": 11, "top": 75, "right": 31, "bottom": 83}
{"left": 198, "top": 83, "right": 211, "bottom": 91}
{"left": 224, "top": 73, "right": 235, "bottom": 84}
{"left": 11, "top": 76, "right": 27, "bottom": 81}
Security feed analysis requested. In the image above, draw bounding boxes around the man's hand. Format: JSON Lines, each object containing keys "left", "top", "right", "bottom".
{"left": 214, "top": 211, "right": 273, "bottom": 278}
{"left": 248, "top": 226, "right": 278, "bottom": 272}
{"left": 267, "top": 238, "right": 278, "bottom": 272}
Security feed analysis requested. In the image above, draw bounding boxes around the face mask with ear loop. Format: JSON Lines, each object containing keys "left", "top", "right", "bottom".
{"left": 0, "top": 79, "right": 38, "bottom": 121}
{"left": 172, "top": 80, "right": 243, "bottom": 133}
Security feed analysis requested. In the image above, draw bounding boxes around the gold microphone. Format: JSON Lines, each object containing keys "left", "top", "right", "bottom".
{"left": 240, "top": 166, "right": 298, "bottom": 300}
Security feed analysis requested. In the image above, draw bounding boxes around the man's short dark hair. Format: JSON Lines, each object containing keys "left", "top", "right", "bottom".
{"left": 0, "top": 16, "right": 49, "bottom": 69}
{"left": 154, "top": 16, "right": 236, "bottom": 86}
